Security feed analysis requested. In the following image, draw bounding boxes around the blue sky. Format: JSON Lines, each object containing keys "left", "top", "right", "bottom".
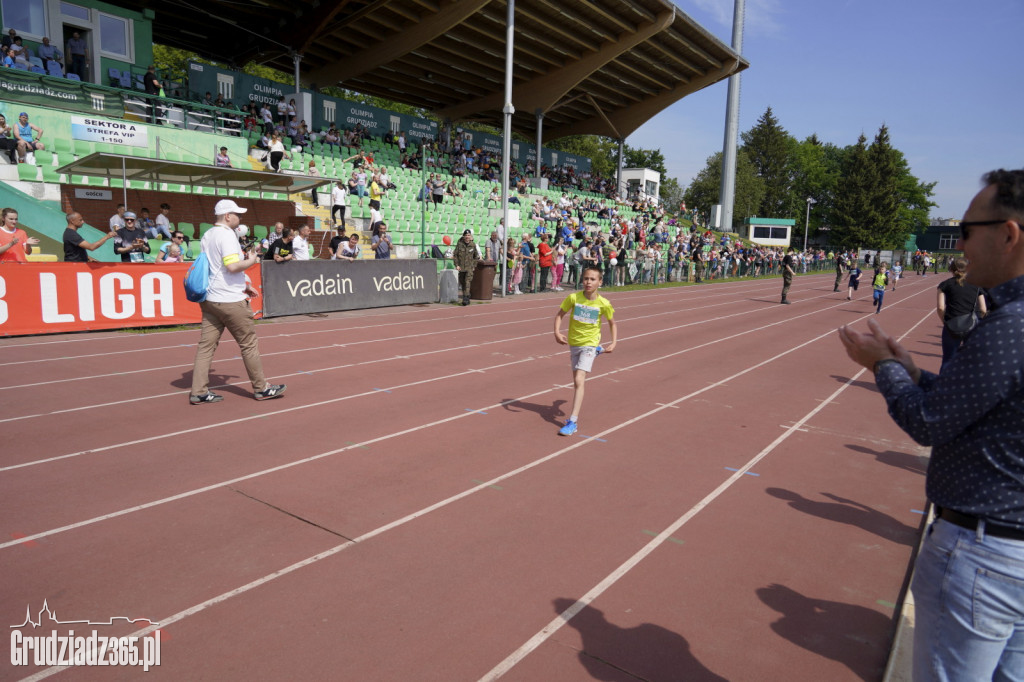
{"left": 628, "top": 0, "right": 1024, "bottom": 219}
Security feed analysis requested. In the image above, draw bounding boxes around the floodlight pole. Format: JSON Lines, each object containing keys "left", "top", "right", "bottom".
{"left": 534, "top": 109, "right": 542, "bottom": 181}
{"left": 499, "top": 0, "right": 515, "bottom": 298}
{"left": 803, "top": 197, "right": 816, "bottom": 252}
{"left": 718, "top": 0, "right": 745, "bottom": 233}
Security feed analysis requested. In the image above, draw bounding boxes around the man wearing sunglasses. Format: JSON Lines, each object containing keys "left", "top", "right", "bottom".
{"left": 838, "top": 169, "right": 1024, "bottom": 682}
{"left": 113, "top": 211, "right": 150, "bottom": 263}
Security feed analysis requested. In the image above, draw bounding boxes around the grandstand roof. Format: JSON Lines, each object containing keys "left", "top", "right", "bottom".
{"left": 143, "top": 0, "right": 747, "bottom": 141}
{"left": 58, "top": 154, "right": 329, "bottom": 193}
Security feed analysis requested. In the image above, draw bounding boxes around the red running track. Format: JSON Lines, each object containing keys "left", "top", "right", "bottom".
{"left": 0, "top": 272, "right": 940, "bottom": 681}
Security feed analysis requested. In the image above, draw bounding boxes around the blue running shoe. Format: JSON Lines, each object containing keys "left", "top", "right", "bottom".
{"left": 558, "top": 419, "right": 578, "bottom": 436}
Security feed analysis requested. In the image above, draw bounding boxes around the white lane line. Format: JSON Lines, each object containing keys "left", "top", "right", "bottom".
{"left": 476, "top": 310, "right": 937, "bottom": 681}
{"left": 0, "top": 287, "right": 932, "bottom": 550}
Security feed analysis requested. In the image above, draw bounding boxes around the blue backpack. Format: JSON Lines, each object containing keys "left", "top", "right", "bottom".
{"left": 183, "top": 252, "right": 210, "bottom": 302}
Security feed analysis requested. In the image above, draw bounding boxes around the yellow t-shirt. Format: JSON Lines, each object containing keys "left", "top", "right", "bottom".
{"left": 369, "top": 181, "right": 382, "bottom": 202}
{"left": 560, "top": 291, "right": 614, "bottom": 347}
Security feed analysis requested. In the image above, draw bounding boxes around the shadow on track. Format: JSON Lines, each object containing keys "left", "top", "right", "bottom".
{"left": 552, "top": 597, "right": 727, "bottom": 682}
{"left": 757, "top": 583, "right": 892, "bottom": 681}
{"left": 502, "top": 398, "right": 567, "bottom": 427}
{"left": 765, "top": 488, "right": 919, "bottom": 546}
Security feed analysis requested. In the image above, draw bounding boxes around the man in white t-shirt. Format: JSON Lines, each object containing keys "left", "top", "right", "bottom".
{"left": 331, "top": 180, "right": 348, "bottom": 230}
{"left": 189, "top": 199, "right": 286, "bottom": 405}
{"left": 292, "top": 224, "right": 312, "bottom": 261}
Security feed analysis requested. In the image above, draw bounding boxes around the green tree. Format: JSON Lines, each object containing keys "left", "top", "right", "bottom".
{"left": 790, "top": 134, "right": 842, "bottom": 241}
{"left": 546, "top": 135, "right": 617, "bottom": 177}
{"left": 620, "top": 145, "right": 667, "bottom": 177}
{"left": 741, "top": 107, "right": 796, "bottom": 218}
{"left": 831, "top": 134, "right": 879, "bottom": 247}
{"left": 660, "top": 176, "right": 684, "bottom": 208}
{"left": 683, "top": 151, "right": 765, "bottom": 226}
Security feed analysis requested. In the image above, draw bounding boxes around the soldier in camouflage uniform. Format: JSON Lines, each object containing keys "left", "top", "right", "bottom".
{"left": 453, "top": 229, "right": 481, "bottom": 306}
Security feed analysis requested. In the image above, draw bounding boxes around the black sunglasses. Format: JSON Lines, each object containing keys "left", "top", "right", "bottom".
{"left": 959, "top": 219, "right": 1009, "bottom": 241}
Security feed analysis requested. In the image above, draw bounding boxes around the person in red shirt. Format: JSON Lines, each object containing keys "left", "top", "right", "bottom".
{"left": 538, "top": 232, "right": 554, "bottom": 292}
{"left": 0, "top": 207, "right": 38, "bottom": 262}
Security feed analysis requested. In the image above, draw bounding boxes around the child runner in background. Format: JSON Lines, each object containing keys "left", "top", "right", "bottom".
{"left": 890, "top": 261, "right": 902, "bottom": 290}
{"left": 846, "top": 261, "right": 863, "bottom": 301}
{"left": 872, "top": 262, "right": 890, "bottom": 313}
{"left": 553, "top": 265, "right": 618, "bottom": 436}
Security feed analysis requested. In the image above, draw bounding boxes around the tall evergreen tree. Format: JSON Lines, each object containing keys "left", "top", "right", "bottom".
{"left": 867, "top": 125, "right": 906, "bottom": 248}
{"left": 740, "top": 107, "right": 795, "bottom": 218}
{"left": 831, "top": 134, "right": 878, "bottom": 248}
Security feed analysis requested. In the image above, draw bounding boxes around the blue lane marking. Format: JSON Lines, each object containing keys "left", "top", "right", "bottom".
{"left": 724, "top": 467, "right": 760, "bottom": 477}
{"left": 373, "top": 388, "right": 392, "bottom": 393}
{"left": 911, "top": 509, "right": 925, "bottom": 515}
{"left": 578, "top": 434, "right": 607, "bottom": 442}
{"left": 465, "top": 408, "right": 488, "bottom": 415}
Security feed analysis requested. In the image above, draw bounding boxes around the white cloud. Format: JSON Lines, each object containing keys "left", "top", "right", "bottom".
{"left": 686, "top": 0, "right": 785, "bottom": 39}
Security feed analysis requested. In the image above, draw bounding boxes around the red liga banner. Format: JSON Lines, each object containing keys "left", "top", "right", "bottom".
{"left": 0, "top": 263, "right": 263, "bottom": 337}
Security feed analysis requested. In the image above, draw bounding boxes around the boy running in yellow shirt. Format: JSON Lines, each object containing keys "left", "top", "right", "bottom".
{"left": 553, "top": 265, "right": 618, "bottom": 436}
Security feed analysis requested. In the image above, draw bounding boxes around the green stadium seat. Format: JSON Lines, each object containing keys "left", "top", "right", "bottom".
{"left": 17, "top": 164, "right": 39, "bottom": 181}
{"left": 198, "top": 222, "right": 215, "bottom": 237}
{"left": 178, "top": 222, "right": 198, "bottom": 239}
{"left": 41, "top": 166, "right": 63, "bottom": 183}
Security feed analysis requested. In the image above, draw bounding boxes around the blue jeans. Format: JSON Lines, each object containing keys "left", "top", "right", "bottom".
{"left": 873, "top": 288, "right": 885, "bottom": 311}
{"left": 911, "top": 518, "right": 1024, "bottom": 681}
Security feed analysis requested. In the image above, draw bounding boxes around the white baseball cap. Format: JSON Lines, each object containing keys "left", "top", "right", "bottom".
{"left": 214, "top": 199, "right": 247, "bottom": 215}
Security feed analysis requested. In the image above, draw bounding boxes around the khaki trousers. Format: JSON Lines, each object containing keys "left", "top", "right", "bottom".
{"left": 191, "top": 300, "right": 267, "bottom": 396}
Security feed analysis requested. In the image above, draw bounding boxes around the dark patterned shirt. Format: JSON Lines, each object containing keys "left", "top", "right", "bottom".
{"left": 875, "top": 275, "right": 1024, "bottom": 530}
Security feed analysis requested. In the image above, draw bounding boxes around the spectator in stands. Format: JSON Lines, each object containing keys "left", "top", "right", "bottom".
{"left": 259, "top": 103, "right": 273, "bottom": 131}
{"left": 154, "top": 203, "right": 173, "bottom": 241}
{"left": 538, "top": 233, "right": 554, "bottom": 292}
{"left": 215, "top": 146, "right": 232, "bottom": 168}
{"left": 62, "top": 211, "right": 114, "bottom": 262}
{"left": 275, "top": 96, "right": 287, "bottom": 122}
{"left": 158, "top": 243, "right": 183, "bottom": 263}
{"left": 446, "top": 177, "right": 463, "bottom": 203}
{"left": 9, "top": 36, "right": 28, "bottom": 68}
{"left": 397, "top": 130, "right": 407, "bottom": 154}
{"left": 190, "top": 199, "right": 285, "bottom": 404}
{"left": 0, "top": 113, "right": 17, "bottom": 164}
{"left": 306, "top": 159, "right": 321, "bottom": 207}
{"left": 330, "top": 179, "right": 348, "bottom": 230}
{"left": 264, "top": 227, "right": 294, "bottom": 261}
{"left": 486, "top": 185, "right": 499, "bottom": 209}
{"left": 484, "top": 230, "right": 502, "bottom": 263}
{"left": 65, "top": 31, "right": 88, "bottom": 80}
{"left": 291, "top": 224, "right": 312, "bottom": 261}
{"left": 268, "top": 133, "right": 288, "bottom": 172}
{"left": 144, "top": 65, "right": 161, "bottom": 123}
{"left": 0, "top": 207, "right": 38, "bottom": 262}
{"left": 13, "top": 112, "right": 43, "bottom": 163}
{"left": 261, "top": 222, "right": 283, "bottom": 251}
{"left": 354, "top": 167, "right": 368, "bottom": 207}
{"left": 136, "top": 207, "right": 156, "bottom": 239}
{"left": 114, "top": 212, "right": 150, "bottom": 263}
{"left": 109, "top": 204, "right": 126, "bottom": 231}
{"left": 1, "top": 46, "right": 13, "bottom": 69}
{"left": 1, "top": 28, "right": 15, "bottom": 49}
{"left": 155, "top": 230, "right": 188, "bottom": 263}
{"left": 371, "top": 223, "right": 393, "bottom": 259}
{"left": 328, "top": 225, "right": 347, "bottom": 259}
{"left": 519, "top": 233, "right": 537, "bottom": 292}
{"left": 368, "top": 172, "right": 383, "bottom": 211}
{"left": 431, "top": 173, "right": 445, "bottom": 207}
{"left": 336, "top": 233, "right": 361, "bottom": 262}
{"left": 379, "top": 166, "right": 395, "bottom": 192}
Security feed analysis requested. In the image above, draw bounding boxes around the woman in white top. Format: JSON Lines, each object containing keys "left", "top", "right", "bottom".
{"left": 307, "top": 160, "right": 321, "bottom": 207}
{"left": 268, "top": 133, "right": 289, "bottom": 172}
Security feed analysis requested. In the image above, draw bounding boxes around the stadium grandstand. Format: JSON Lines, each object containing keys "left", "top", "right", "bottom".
{"left": 0, "top": 0, "right": 745, "bottom": 281}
